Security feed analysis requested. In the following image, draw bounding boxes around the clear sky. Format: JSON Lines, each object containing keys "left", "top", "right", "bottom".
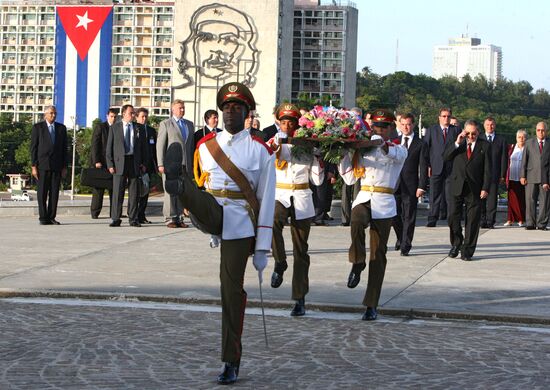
{"left": 355, "top": 0, "right": 550, "bottom": 91}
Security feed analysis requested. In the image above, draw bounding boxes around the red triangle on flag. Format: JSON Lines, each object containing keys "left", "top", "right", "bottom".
{"left": 57, "top": 6, "right": 113, "bottom": 61}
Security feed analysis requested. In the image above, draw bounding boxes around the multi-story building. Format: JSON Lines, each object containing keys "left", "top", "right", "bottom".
{"left": 292, "top": 0, "right": 357, "bottom": 108}
{"left": 0, "top": 3, "right": 56, "bottom": 123}
{"left": 0, "top": 0, "right": 358, "bottom": 126}
{"left": 433, "top": 35, "right": 503, "bottom": 82}
{"left": 110, "top": 2, "right": 174, "bottom": 118}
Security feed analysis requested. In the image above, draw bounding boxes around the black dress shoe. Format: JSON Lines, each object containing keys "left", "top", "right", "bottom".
{"left": 347, "top": 262, "right": 366, "bottom": 288}
{"left": 487, "top": 224, "right": 495, "bottom": 229}
{"left": 312, "top": 220, "right": 327, "bottom": 226}
{"left": 217, "top": 362, "right": 239, "bottom": 385}
{"left": 480, "top": 222, "right": 488, "bottom": 229}
{"left": 39, "top": 220, "right": 52, "bottom": 225}
{"left": 91, "top": 215, "right": 99, "bottom": 220}
{"left": 525, "top": 225, "right": 535, "bottom": 230}
{"left": 130, "top": 221, "right": 141, "bottom": 227}
{"left": 461, "top": 253, "right": 472, "bottom": 261}
{"left": 537, "top": 226, "right": 548, "bottom": 231}
{"left": 394, "top": 241, "right": 401, "bottom": 251}
{"left": 448, "top": 246, "right": 460, "bottom": 258}
{"left": 341, "top": 222, "right": 350, "bottom": 227}
{"left": 271, "top": 272, "right": 284, "bottom": 288}
{"left": 164, "top": 143, "right": 184, "bottom": 195}
{"left": 109, "top": 220, "right": 122, "bottom": 227}
{"left": 362, "top": 307, "right": 377, "bottom": 321}
{"left": 140, "top": 218, "right": 152, "bottom": 224}
{"left": 50, "top": 219, "right": 61, "bottom": 225}
{"left": 400, "top": 250, "right": 410, "bottom": 257}
{"left": 426, "top": 221, "right": 436, "bottom": 227}
{"left": 290, "top": 298, "right": 305, "bottom": 317}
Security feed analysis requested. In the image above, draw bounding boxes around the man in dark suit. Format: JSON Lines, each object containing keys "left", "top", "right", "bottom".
{"left": 444, "top": 120, "right": 491, "bottom": 261}
{"left": 135, "top": 107, "right": 157, "bottom": 224}
{"left": 89, "top": 108, "right": 117, "bottom": 219}
{"left": 106, "top": 104, "right": 148, "bottom": 227}
{"left": 479, "top": 117, "right": 508, "bottom": 228}
{"left": 522, "top": 121, "right": 550, "bottom": 230}
{"left": 30, "top": 105, "right": 68, "bottom": 225}
{"left": 392, "top": 113, "right": 428, "bottom": 256}
{"left": 542, "top": 123, "right": 550, "bottom": 203}
{"left": 423, "top": 107, "right": 459, "bottom": 226}
{"left": 261, "top": 105, "right": 280, "bottom": 141}
{"left": 194, "top": 109, "right": 221, "bottom": 145}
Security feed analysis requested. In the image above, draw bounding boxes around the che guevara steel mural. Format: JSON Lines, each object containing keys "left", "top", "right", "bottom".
{"left": 175, "top": 3, "right": 260, "bottom": 89}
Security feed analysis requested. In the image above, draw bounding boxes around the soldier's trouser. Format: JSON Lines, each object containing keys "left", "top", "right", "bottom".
{"left": 220, "top": 237, "right": 254, "bottom": 364}
{"left": 178, "top": 173, "right": 252, "bottom": 363}
{"left": 348, "top": 202, "right": 391, "bottom": 308}
{"left": 271, "top": 200, "right": 312, "bottom": 300}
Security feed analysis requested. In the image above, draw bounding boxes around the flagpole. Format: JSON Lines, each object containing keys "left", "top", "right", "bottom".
{"left": 70, "top": 116, "right": 76, "bottom": 201}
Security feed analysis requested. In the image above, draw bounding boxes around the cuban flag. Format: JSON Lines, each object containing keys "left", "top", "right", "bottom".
{"left": 55, "top": 6, "right": 113, "bottom": 128}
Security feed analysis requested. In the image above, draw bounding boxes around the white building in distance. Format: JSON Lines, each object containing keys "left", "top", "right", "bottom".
{"left": 433, "top": 36, "right": 502, "bottom": 82}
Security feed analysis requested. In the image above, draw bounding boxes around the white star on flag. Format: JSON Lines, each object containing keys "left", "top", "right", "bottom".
{"left": 76, "top": 11, "right": 94, "bottom": 30}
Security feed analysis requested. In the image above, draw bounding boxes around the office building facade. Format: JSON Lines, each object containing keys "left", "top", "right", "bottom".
{"left": 433, "top": 36, "right": 503, "bottom": 82}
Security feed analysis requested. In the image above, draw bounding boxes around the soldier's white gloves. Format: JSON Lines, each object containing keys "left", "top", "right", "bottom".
{"left": 253, "top": 250, "right": 269, "bottom": 283}
{"left": 274, "top": 132, "right": 288, "bottom": 145}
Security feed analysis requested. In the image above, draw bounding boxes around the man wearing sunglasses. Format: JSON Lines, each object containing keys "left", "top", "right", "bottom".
{"left": 338, "top": 109, "right": 407, "bottom": 321}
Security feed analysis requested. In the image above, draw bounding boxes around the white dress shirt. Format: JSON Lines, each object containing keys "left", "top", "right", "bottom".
{"left": 198, "top": 129, "right": 276, "bottom": 250}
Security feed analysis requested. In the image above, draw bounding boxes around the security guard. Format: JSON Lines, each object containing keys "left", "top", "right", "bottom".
{"left": 338, "top": 109, "right": 407, "bottom": 321}
{"left": 268, "top": 103, "right": 324, "bottom": 316}
{"left": 164, "top": 82, "right": 275, "bottom": 385}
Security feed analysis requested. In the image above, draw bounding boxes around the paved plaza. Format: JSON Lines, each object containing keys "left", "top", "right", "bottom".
{"left": 0, "top": 205, "right": 550, "bottom": 388}
{"left": 1, "top": 298, "right": 550, "bottom": 389}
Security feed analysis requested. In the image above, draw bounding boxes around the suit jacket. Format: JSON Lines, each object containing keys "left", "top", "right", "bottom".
{"left": 90, "top": 120, "right": 110, "bottom": 167}
{"left": 143, "top": 124, "right": 158, "bottom": 174}
{"left": 444, "top": 139, "right": 492, "bottom": 197}
{"left": 480, "top": 133, "right": 508, "bottom": 183}
{"left": 261, "top": 124, "right": 278, "bottom": 142}
{"left": 522, "top": 137, "right": 548, "bottom": 184}
{"left": 540, "top": 139, "right": 550, "bottom": 185}
{"left": 423, "top": 124, "right": 459, "bottom": 176}
{"left": 396, "top": 135, "right": 428, "bottom": 195}
{"left": 30, "top": 120, "right": 68, "bottom": 172}
{"left": 106, "top": 121, "right": 147, "bottom": 176}
{"left": 193, "top": 125, "right": 221, "bottom": 146}
{"left": 157, "top": 117, "right": 195, "bottom": 176}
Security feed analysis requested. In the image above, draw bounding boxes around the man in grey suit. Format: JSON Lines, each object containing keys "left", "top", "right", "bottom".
{"left": 106, "top": 104, "right": 147, "bottom": 227}
{"left": 156, "top": 99, "right": 195, "bottom": 228}
{"left": 521, "top": 121, "right": 550, "bottom": 230}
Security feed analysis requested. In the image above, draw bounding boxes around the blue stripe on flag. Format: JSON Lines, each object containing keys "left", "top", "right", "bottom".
{"left": 54, "top": 15, "right": 66, "bottom": 124}
{"left": 76, "top": 56, "right": 88, "bottom": 127}
{"left": 98, "top": 10, "right": 113, "bottom": 120}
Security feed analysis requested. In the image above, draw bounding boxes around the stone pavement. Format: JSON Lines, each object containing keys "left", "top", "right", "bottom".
{"left": 1, "top": 298, "right": 549, "bottom": 389}
{"left": 0, "top": 212, "right": 549, "bottom": 323}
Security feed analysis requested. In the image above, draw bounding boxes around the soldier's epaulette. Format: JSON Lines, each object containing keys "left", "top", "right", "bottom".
{"left": 196, "top": 131, "right": 216, "bottom": 149}
{"left": 251, "top": 135, "right": 273, "bottom": 155}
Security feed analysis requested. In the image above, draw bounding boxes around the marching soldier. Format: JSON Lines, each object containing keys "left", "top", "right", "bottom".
{"left": 163, "top": 82, "right": 275, "bottom": 385}
{"left": 268, "top": 103, "right": 324, "bottom": 316}
{"left": 338, "top": 109, "right": 407, "bottom": 321}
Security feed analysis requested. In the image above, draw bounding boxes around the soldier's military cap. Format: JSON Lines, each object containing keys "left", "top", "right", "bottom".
{"left": 217, "top": 82, "right": 256, "bottom": 111}
{"left": 276, "top": 103, "right": 300, "bottom": 122}
{"left": 370, "top": 109, "right": 396, "bottom": 126}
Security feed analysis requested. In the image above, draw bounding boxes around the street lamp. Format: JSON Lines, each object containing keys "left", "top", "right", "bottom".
{"left": 70, "top": 116, "right": 77, "bottom": 201}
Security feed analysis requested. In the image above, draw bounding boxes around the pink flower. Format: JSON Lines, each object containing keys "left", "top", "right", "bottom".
{"left": 342, "top": 127, "right": 350, "bottom": 135}
{"left": 298, "top": 116, "right": 309, "bottom": 127}
{"left": 353, "top": 123, "right": 361, "bottom": 131}
{"left": 311, "top": 133, "right": 318, "bottom": 138}
{"left": 325, "top": 117, "right": 334, "bottom": 125}
{"left": 306, "top": 120, "right": 315, "bottom": 129}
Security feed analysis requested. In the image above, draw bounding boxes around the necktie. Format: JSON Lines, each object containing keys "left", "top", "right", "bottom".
{"left": 49, "top": 124, "right": 55, "bottom": 144}
{"left": 540, "top": 140, "right": 544, "bottom": 154}
{"left": 488, "top": 134, "right": 492, "bottom": 143}
{"left": 178, "top": 119, "right": 187, "bottom": 142}
{"left": 124, "top": 123, "right": 131, "bottom": 154}
{"left": 404, "top": 136, "right": 409, "bottom": 149}
{"left": 443, "top": 128, "right": 447, "bottom": 142}
{"left": 467, "top": 143, "right": 472, "bottom": 160}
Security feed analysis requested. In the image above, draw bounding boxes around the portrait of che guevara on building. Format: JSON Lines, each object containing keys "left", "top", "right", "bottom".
{"left": 175, "top": 3, "right": 260, "bottom": 89}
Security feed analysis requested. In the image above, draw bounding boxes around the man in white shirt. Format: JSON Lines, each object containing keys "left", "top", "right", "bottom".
{"left": 268, "top": 103, "right": 324, "bottom": 316}
{"left": 338, "top": 109, "right": 407, "bottom": 321}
